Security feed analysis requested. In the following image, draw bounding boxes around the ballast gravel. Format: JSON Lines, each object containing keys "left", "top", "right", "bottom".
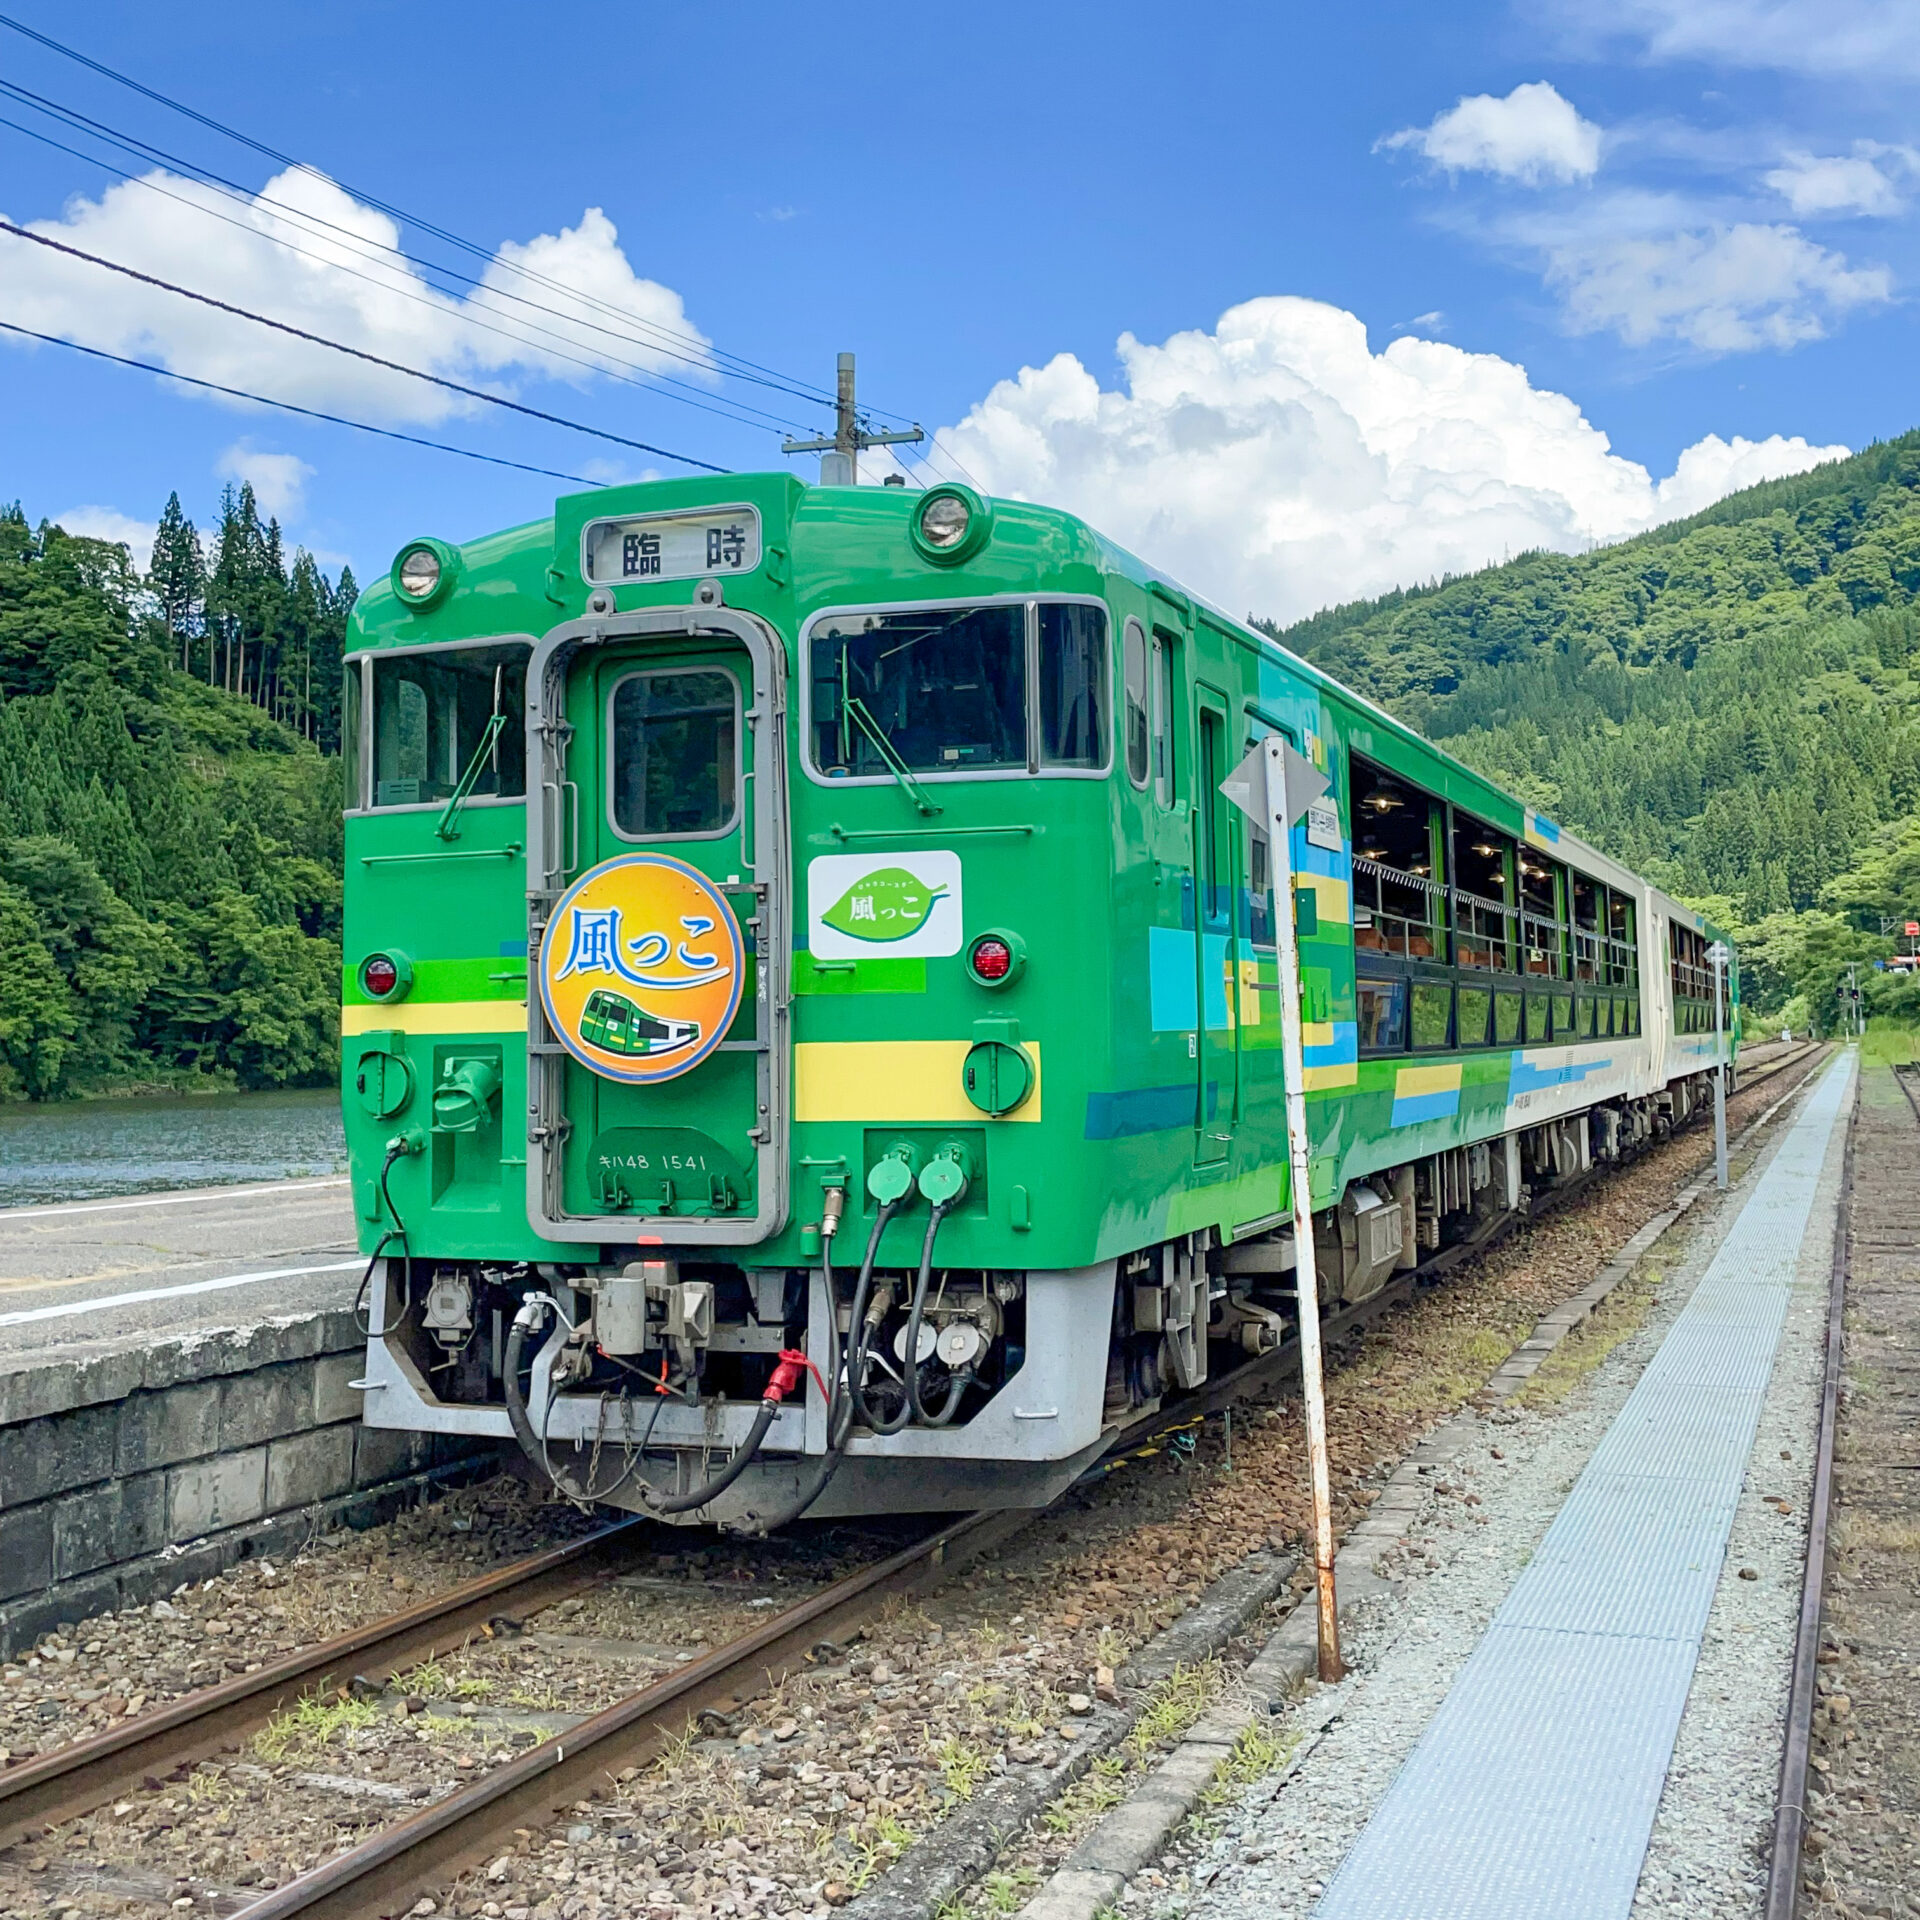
{"left": 1154, "top": 1079, "right": 1838, "bottom": 1920}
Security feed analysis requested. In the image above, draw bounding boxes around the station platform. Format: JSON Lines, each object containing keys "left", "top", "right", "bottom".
{"left": 1303, "top": 1050, "right": 1856, "bottom": 1919}
{"left": 0, "top": 1175, "right": 358, "bottom": 1382}
{"left": 0, "top": 1177, "right": 486, "bottom": 1659}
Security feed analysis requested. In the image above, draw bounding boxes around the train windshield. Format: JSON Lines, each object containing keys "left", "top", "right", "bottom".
{"left": 807, "top": 601, "right": 1108, "bottom": 779}
{"left": 366, "top": 641, "right": 529, "bottom": 808}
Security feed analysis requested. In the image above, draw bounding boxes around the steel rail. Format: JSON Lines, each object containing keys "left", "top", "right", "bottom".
{"left": 1763, "top": 1068, "right": 1858, "bottom": 1920}
{"left": 233, "top": 1507, "right": 1031, "bottom": 1919}
{"left": 0, "top": 1517, "right": 650, "bottom": 1849}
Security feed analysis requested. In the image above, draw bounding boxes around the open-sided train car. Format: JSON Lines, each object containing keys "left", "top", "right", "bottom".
{"left": 343, "top": 474, "right": 1737, "bottom": 1528}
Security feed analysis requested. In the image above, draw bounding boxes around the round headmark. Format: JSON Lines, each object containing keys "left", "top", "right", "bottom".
{"left": 539, "top": 854, "right": 744, "bottom": 1085}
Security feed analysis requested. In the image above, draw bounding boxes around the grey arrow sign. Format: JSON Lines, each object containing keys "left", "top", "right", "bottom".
{"left": 1220, "top": 737, "right": 1330, "bottom": 831}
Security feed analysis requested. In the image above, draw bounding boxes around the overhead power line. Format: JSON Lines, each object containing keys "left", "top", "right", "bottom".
{"left": 0, "top": 219, "right": 730, "bottom": 474}
{"left": 0, "top": 78, "right": 824, "bottom": 439}
{"left": 0, "top": 99, "right": 816, "bottom": 440}
{"left": 0, "top": 10, "right": 842, "bottom": 414}
{"left": 0, "top": 320, "right": 596, "bottom": 484}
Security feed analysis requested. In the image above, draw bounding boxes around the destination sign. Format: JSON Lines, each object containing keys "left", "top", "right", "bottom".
{"left": 582, "top": 507, "right": 762, "bottom": 585}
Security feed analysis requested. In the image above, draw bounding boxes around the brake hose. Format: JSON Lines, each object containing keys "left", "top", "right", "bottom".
{"left": 731, "top": 1194, "right": 857, "bottom": 1535}
{"left": 903, "top": 1202, "right": 971, "bottom": 1427}
{"left": 503, "top": 1293, "right": 817, "bottom": 1515}
{"left": 845, "top": 1198, "right": 911, "bottom": 1435}
{"left": 351, "top": 1136, "right": 417, "bottom": 1336}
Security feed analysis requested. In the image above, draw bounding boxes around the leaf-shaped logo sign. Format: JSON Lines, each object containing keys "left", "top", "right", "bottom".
{"left": 820, "top": 867, "right": 948, "bottom": 943}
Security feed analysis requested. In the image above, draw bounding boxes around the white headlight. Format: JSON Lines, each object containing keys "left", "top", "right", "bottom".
{"left": 919, "top": 494, "right": 970, "bottom": 550}
{"left": 398, "top": 548, "right": 441, "bottom": 598}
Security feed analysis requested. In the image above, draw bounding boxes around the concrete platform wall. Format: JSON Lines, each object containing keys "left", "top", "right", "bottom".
{"left": 0, "top": 1306, "right": 494, "bottom": 1658}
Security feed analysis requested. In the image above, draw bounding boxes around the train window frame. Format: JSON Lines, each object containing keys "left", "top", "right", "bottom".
{"left": 604, "top": 663, "right": 744, "bottom": 844}
{"left": 1122, "top": 617, "right": 1150, "bottom": 789}
{"left": 1239, "top": 708, "right": 1301, "bottom": 949}
{"left": 346, "top": 635, "right": 535, "bottom": 817}
{"left": 796, "top": 594, "right": 1114, "bottom": 793}
{"left": 1150, "top": 624, "right": 1179, "bottom": 808}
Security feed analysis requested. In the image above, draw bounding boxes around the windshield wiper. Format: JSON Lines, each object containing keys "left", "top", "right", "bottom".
{"left": 843, "top": 696, "right": 941, "bottom": 816}
{"left": 437, "top": 664, "right": 509, "bottom": 840}
{"left": 839, "top": 652, "right": 939, "bottom": 816}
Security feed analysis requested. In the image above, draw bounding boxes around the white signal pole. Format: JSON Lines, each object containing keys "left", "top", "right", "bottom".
{"left": 1226, "top": 735, "right": 1343, "bottom": 1682}
{"left": 1708, "top": 940, "right": 1729, "bottom": 1191}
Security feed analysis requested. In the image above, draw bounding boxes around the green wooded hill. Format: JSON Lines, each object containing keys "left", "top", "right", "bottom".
{"left": 0, "top": 487, "right": 351, "bottom": 1100}
{"left": 1259, "top": 432, "right": 1920, "bottom": 1034}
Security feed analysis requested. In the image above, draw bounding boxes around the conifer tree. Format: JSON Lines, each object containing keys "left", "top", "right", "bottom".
{"left": 149, "top": 492, "right": 204, "bottom": 671}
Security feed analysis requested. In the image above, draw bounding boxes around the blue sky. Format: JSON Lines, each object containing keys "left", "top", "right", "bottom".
{"left": 4, "top": 0, "right": 1918, "bottom": 623}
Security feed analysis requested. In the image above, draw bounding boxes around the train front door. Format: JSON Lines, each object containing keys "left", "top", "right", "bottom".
{"left": 526, "top": 607, "right": 790, "bottom": 1245}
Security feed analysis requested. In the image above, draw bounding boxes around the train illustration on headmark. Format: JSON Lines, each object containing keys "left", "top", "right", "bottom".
{"left": 342, "top": 473, "right": 1737, "bottom": 1529}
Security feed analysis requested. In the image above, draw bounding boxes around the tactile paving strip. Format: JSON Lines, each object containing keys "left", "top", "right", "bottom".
{"left": 1316, "top": 1054, "right": 1855, "bottom": 1920}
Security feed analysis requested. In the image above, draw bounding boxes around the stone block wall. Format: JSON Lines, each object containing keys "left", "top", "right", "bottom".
{"left": 0, "top": 1306, "right": 493, "bottom": 1657}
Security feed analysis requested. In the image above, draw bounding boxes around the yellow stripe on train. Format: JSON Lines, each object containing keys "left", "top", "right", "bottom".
{"left": 341, "top": 1000, "right": 529, "bottom": 1036}
{"left": 794, "top": 1041, "right": 1044, "bottom": 1124}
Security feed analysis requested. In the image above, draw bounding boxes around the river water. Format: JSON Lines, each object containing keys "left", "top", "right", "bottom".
{"left": 0, "top": 1088, "right": 346, "bottom": 1208}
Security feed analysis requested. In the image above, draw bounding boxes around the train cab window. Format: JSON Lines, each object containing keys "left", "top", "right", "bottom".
{"left": 1122, "top": 618, "right": 1150, "bottom": 787}
{"left": 1452, "top": 816, "right": 1516, "bottom": 972}
{"left": 1351, "top": 757, "right": 1442, "bottom": 960}
{"left": 1038, "top": 604, "right": 1109, "bottom": 769}
{"left": 609, "top": 669, "right": 739, "bottom": 838}
{"left": 811, "top": 603, "right": 1026, "bottom": 776}
{"left": 368, "top": 641, "right": 529, "bottom": 809}
{"left": 344, "top": 663, "right": 363, "bottom": 808}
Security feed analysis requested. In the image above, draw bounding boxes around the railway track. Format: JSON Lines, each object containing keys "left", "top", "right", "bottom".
{"left": 0, "top": 1040, "right": 1834, "bottom": 1920}
{"left": 1764, "top": 1058, "right": 1855, "bottom": 1920}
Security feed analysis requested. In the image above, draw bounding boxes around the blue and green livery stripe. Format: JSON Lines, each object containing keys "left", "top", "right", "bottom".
{"left": 1391, "top": 1062, "right": 1462, "bottom": 1128}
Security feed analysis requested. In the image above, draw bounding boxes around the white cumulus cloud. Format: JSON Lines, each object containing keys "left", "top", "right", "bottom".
{"left": 51, "top": 506, "right": 156, "bottom": 572}
{"left": 217, "top": 443, "right": 314, "bottom": 521}
{"left": 1545, "top": 222, "right": 1891, "bottom": 351}
{"left": 0, "top": 167, "right": 711, "bottom": 426}
{"left": 1765, "top": 149, "right": 1909, "bottom": 219}
{"left": 902, "top": 297, "right": 1846, "bottom": 626}
{"left": 1382, "top": 82, "right": 1603, "bottom": 185}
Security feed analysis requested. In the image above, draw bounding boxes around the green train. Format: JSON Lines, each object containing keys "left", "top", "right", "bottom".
{"left": 343, "top": 473, "right": 1737, "bottom": 1528}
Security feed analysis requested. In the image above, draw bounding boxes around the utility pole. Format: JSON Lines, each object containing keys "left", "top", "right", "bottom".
{"left": 782, "top": 353, "right": 924, "bottom": 485}
{"left": 1708, "top": 940, "right": 1729, "bottom": 1190}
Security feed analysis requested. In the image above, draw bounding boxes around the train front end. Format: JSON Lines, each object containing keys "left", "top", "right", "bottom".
{"left": 343, "top": 474, "right": 1138, "bottom": 1528}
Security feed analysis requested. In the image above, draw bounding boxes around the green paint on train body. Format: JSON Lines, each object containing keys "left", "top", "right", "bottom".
{"left": 342, "top": 475, "right": 1739, "bottom": 1272}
